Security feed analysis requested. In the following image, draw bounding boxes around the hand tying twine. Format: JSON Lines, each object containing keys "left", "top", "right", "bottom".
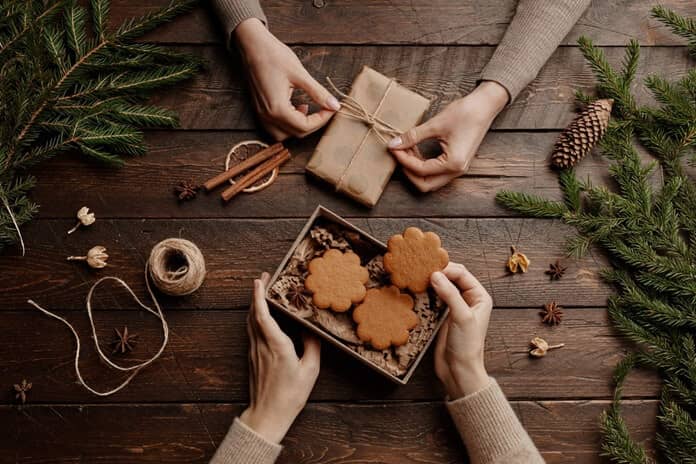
{"left": 326, "top": 77, "right": 401, "bottom": 145}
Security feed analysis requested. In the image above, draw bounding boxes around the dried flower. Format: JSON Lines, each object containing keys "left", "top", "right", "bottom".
{"left": 67, "top": 206, "right": 95, "bottom": 234}
{"left": 13, "top": 379, "right": 32, "bottom": 404}
{"left": 287, "top": 285, "right": 310, "bottom": 309}
{"left": 529, "top": 337, "right": 564, "bottom": 357}
{"left": 111, "top": 326, "right": 138, "bottom": 354}
{"left": 506, "top": 246, "right": 530, "bottom": 273}
{"left": 540, "top": 301, "right": 563, "bottom": 325}
{"left": 67, "top": 245, "right": 109, "bottom": 269}
{"left": 546, "top": 260, "right": 567, "bottom": 280}
{"left": 174, "top": 180, "right": 199, "bottom": 201}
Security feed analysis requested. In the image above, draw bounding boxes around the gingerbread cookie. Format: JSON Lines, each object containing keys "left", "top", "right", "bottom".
{"left": 353, "top": 286, "right": 418, "bottom": 350}
{"left": 305, "top": 249, "right": 368, "bottom": 312}
{"left": 384, "top": 227, "right": 449, "bottom": 293}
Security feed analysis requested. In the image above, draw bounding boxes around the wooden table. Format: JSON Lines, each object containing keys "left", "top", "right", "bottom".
{"left": 1, "top": 1, "right": 692, "bottom": 462}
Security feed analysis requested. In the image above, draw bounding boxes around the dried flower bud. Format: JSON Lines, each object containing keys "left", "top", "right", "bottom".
{"left": 529, "top": 336, "right": 564, "bottom": 358}
{"left": 67, "top": 245, "right": 109, "bottom": 269}
{"left": 67, "top": 206, "right": 96, "bottom": 234}
{"left": 507, "top": 246, "right": 530, "bottom": 273}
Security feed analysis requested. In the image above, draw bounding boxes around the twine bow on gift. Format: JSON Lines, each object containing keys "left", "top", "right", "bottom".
{"left": 326, "top": 77, "right": 401, "bottom": 145}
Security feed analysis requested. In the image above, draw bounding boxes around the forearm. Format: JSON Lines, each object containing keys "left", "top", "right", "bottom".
{"left": 447, "top": 378, "right": 544, "bottom": 464}
{"left": 481, "top": 0, "right": 591, "bottom": 102}
{"left": 210, "top": 0, "right": 267, "bottom": 46}
{"left": 209, "top": 418, "right": 282, "bottom": 464}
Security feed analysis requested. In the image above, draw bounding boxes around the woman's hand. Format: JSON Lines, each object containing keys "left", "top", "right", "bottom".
{"left": 388, "top": 81, "right": 508, "bottom": 192}
{"left": 240, "top": 272, "right": 321, "bottom": 443}
{"left": 431, "top": 263, "right": 493, "bottom": 399}
{"left": 234, "top": 18, "right": 340, "bottom": 141}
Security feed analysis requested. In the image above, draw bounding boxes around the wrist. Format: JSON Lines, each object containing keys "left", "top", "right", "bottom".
{"left": 447, "top": 363, "right": 489, "bottom": 400}
{"left": 240, "top": 407, "right": 293, "bottom": 444}
{"left": 233, "top": 18, "right": 270, "bottom": 55}
{"left": 474, "top": 80, "right": 509, "bottom": 116}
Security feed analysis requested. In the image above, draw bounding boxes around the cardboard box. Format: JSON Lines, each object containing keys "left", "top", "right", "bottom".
{"left": 306, "top": 67, "right": 431, "bottom": 208}
{"left": 266, "top": 205, "right": 449, "bottom": 384}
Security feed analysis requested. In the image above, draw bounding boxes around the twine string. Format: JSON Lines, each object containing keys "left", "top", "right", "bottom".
{"left": 326, "top": 77, "right": 400, "bottom": 192}
{"left": 0, "top": 185, "right": 25, "bottom": 256}
{"left": 27, "top": 238, "right": 206, "bottom": 397}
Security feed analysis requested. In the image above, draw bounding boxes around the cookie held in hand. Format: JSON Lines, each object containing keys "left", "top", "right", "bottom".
{"left": 384, "top": 227, "right": 449, "bottom": 293}
{"left": 353, "top": 286, "right": 418, "bottom": 350}
{"left": 305, "top": 249, "right": 369, "bottom": 312}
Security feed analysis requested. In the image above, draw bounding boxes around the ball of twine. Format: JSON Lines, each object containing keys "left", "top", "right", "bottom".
{"left": 147, "top": 238, "right": 206, "bottom": 296}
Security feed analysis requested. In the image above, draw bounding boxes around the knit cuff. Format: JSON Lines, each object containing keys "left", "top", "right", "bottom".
{"left": 446, "top": 378, "right": 535, "bottom": 463}
{"left": 211, "top": 0, "right": 268, "bottom": 47}
{"left": 209, "top": 418, "right": 282, "bottom": 464}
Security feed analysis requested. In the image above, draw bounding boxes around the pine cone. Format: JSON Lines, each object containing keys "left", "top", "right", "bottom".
{"left": 551, "top": 99, "right": 613, "bottom": 169}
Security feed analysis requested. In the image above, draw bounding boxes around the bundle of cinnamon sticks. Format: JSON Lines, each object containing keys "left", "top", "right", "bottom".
{"left": 203, "top": 142, "right": 291, "bottom": 202}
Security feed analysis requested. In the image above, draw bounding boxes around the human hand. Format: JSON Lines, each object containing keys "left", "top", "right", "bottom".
{"left": 234, "top": 18, "right": 340, "bottom": 140}
{"left": 388, "top": 81, "right": 508, "bottom": 192}
{"left": 240, "top": 272, "right": 321, "bottom": 443}
{"left": 431, "top": 262, "right": 493, "bottom": 399}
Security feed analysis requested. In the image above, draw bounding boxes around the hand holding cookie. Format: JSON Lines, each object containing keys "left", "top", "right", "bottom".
{"left": 241, "top": 273, "right": 321, "bottom": 444}
{"left": 431, "top": 263, "right": 493, "bottom": 400}
{"left": 384, "top": 227, "right": 449, "bottom": 293}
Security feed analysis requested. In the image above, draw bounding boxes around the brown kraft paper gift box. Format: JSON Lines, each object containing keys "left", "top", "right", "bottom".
{"left": 306, "top": 66, "right": 431, "bottom": 207}
{"left": 265, "top": 206, "right": 449, "bottom": 384}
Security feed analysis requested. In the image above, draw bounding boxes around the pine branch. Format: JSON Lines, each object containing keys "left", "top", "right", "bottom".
{"left": 495, "top": 191, "right": 567, "bottom": 218}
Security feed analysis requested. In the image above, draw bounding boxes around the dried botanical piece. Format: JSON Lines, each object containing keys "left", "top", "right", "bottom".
{"left": 67, "top": 245, "right": 109, "bottom": 269}
{"left": 287, "top": 284, "right": 310, "bottom": 310}
{"left": 551, "top": 99, "right": 613, "bottom": 169}
{"left": 540, "top": 301, "right": 564, "bottom": 325}
{"left": 529, "top": 337, "right": 565, "bottom": 357}
{"left": 67, "top": 206, "right": 95, "bottom": 234}
{"left": 506, "top": 246, "right": 530, "bottom": 273}
{"left": 546, "top": 260, "right": 567, "bottom": 280}
{"left": 13, "top": 379, "right": 32, "bottom": 404}
{"left": 174, "top": 180, "right": 199, "bottom": 201}
{"left": 111, "top": 326, "right": 138, "bottom": 354}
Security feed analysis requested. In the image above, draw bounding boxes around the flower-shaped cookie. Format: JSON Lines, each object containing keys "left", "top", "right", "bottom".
{"left": 384, "top": 227, "right": 449, "bottom": 293}
{"left": 353, "top": 286, "right": 418, "bottom": 350}
{"left": 305, "top": 249, "right": 369, "bottom": 312}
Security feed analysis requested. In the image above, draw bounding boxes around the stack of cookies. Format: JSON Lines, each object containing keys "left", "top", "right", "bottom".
{"left": 269, "top": 221, "right": 449, "bottom": 378}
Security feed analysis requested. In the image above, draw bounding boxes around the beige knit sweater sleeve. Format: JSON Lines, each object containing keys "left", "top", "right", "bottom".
{"left": 481, "top": 0, "right": 591, "bottom": 102}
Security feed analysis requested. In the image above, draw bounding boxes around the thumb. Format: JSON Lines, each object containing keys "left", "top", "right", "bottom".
{"left": 431, "top": 271, "right": 472, "bottom": 323}
{"left": 300, "top": 332, "right": 321, "bottom": 374}
{"left": 294, "top": 71, "right": 341, "bottom": 112}
{"left": 388, "top": 118, "right": 439, "bottom": 149}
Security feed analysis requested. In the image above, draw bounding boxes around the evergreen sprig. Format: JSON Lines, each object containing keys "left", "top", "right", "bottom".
{"left": 496, "top": 6, "right": 696, "bottom": 463}
{"left": 0, "top": 0, "right": 201, "bottom": 252}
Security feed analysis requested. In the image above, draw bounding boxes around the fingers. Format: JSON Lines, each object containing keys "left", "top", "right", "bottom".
{"left": 271, "top": 102, "right": 335, "bottom": 138}
{"left": 442, "top": 263, "right": 492, "bottom": 309}
{"left": 391, "top": 149, "right": 450, "bottom": 178}
{"left": 292, "top": 71, "right": 341, "bottom": 112}
{"left": 253, "top": 274, "right": 293, "bottom": 349}
{"left": 388, "top": 119, "right": 440, "bottom": 149}
{"left": 402, "top": 168, "right": 457, "bottom": 193}
{"left": 300, "top": 332, "right": 321, "bottom": 375}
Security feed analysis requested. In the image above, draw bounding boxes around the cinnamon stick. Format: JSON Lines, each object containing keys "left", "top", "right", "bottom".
{"left": 203, "top": 142, "right": 283, "bottom": 192}
{"left": 221, "top": 149, "right": 290, "bottom": 202}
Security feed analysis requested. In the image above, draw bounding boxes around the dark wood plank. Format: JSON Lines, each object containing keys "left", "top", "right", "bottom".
{"left": 109, "top": 0, "right": 696, "bottom": 46}
{"left": 31, "top": 130, "right": 660, "bottom": 219}
{"left": 0, "top": 400, "right": 657, "bottom": 463}
{"left": 0, "top": 308, "right": 659, "bottom": 403}
{"left": 0, "top": 218, "right": 611, "bottom": 309}
{"left": 147, "top": 45, "right": 691, "bottom": 131}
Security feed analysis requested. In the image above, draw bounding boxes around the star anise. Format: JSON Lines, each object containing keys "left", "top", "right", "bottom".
{"left": 13, "top": 379, "right": 32, "bottom": 404}
{"left": 546, "top": 260, "right": 567, "bottom": 280}
{"left": 287, "top": 285, "right": 310, "bottom": 309}
{"left": 540, "top": 301, "right": 563, "bottom": 325}
{"left": 111, "top": 326, "right": 138, "bottom": 354}
{"left": 174, "top": 179, "right": 199, "bottom": 201}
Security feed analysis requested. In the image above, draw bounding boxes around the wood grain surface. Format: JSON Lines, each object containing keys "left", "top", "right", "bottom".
{"left": 108, "top": 0, "right": 695, "bottom": 46}
{"left": 1, "top": 0, "right": 686, "bottom": 461}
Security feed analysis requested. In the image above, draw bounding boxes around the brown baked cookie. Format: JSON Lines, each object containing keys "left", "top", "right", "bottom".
{"left": 383, "top": 227, "right": 449, "bottom": 293}
{"left": 353, "top": 286, "right": 418, "bottom": 350}
{"left": 305, "top": 249, "right": 369, "bottom": 312}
